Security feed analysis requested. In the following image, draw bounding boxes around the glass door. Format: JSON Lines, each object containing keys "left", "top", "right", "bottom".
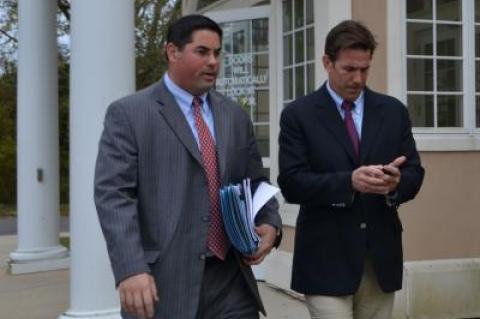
{"left": 207, "top": 7, "right": 272, "bottom": 179}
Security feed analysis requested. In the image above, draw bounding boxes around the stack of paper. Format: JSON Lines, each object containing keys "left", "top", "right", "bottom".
{"left": 219, "top": 178, "right": 279, "bottom": 256}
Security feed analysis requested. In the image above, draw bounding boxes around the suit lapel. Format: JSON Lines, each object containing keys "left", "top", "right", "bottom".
{"left": 208, "top": 91, "right": 229, "bottom": 183}
{"left": 154, "top": 81, "right": 203, "bottom": 165}
{"left": 360, "top": 89, "right": 384, "bottom": 163}
{"left": 316, "top": 86, "right": 358, "bottom": 164}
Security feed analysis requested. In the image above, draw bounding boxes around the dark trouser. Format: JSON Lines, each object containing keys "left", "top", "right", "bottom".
{"left": 196, "top": 250, "right": 259, "bottom": 319}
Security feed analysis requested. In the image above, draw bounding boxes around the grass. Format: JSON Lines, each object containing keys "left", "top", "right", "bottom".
{"left": 59, "top": 236, "right": 70, "bottom": 250}
{"left": 0, "top": 205, "right": 16, "bottom": 217}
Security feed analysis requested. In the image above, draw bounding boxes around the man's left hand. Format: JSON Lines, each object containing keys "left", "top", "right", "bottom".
{"left": 243, "top": 224, "right": 277, "bottom": 265}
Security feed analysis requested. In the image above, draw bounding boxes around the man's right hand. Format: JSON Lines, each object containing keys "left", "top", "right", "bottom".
{"left": 118, "top": 272, "right": 159, "bottom": 319}
{"left": 352, "top": 165, "right": 390, "bottom": 195}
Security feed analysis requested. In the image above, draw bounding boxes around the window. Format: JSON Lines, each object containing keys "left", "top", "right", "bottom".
{"left": 216, "top": 18, "right": 271, "bottom": 157}
{"left": 282, "top": 0, "right": 315, "bottom": 106}
{"left": 405, "top": 0, "right": 480, "bottom": 131}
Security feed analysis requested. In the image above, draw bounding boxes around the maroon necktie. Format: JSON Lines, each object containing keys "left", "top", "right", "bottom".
{"left": 192, "top": 96, "right": 229, "bottom": 260}
{"left": 341, "top": 100, "right": 360, "bottom": 160}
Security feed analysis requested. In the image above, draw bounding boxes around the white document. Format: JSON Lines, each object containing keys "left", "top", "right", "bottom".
{"left": 252, "top": 182, "right": 280, "bottom": 218}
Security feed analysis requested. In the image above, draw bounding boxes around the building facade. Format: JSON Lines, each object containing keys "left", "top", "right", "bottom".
{"left": 196, "top": 1, "right": 480, "bottom": 318}
{"left": 11, "top": 0, "right": 480, "bottom": 318}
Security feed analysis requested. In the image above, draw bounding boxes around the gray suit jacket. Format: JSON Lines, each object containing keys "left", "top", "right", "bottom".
{"left": 94, "top": 80, "right": 282, "bottom": 318}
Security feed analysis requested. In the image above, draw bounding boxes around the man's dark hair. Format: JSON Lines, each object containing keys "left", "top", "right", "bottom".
{"left": 324, "top": 20, "right": 377, "bottom": 62}
{"left": 166, "top": 14, "right": 223, "bottom": 50}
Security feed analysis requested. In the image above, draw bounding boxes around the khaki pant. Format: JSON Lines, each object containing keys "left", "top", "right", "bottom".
{"left": 305, "top": 260, "right": 394, "bottom": 319}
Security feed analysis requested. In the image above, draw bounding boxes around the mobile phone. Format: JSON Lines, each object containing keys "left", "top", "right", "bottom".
{"left": 382, "top": 167, "right": 393, "bottom": 175}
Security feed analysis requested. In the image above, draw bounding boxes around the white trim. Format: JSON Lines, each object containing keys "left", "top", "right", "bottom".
{"left": 269, "top": 2, "right": 280, "bottom": 183}
{"left": 204, "top": 5, "right": 270, "bottom": 23}
{"left": 464, "top": 0, "right": 476, "bottom": 134}
{"left": 414, "top": 133, "right": 480, "bottom": 151}
{"left": 280, "top": 202, "right": 299, "bottom": 227}
{"left": 387, "top": 0, "right": 405, "bottom": 100}
{"left": 198, "top": 0, "right": 266, "bottom": 13}
{"left": 265, "top": 255, "right": 480, "bottom": 319}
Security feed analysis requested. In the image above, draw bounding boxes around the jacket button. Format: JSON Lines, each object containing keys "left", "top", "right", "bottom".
{"left": 199, "top": 254, "right": 206, "bottom": 260}
{"left": 360, "top": 222, "right": 367, "bottom": 229}
{"left": 202, "top": 216, "right": 210, "bottom": 222}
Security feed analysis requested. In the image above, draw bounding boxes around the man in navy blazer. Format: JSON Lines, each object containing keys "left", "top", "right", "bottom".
{"left": 278, "top": 20, "right": 424, "bottom": 319}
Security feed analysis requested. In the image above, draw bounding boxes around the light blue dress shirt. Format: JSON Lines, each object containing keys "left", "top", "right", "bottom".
{"left": 326, "top": 81, "right": 364, "bottom": 138}
{"left": 163, "top": 72, "right": 216, "bottom": 145}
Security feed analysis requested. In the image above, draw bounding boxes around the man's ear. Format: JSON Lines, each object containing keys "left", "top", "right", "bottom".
{"left": 165, "top": 43, "right": 179, "bottom": 62}
{"left": 322, "top": 54, "right": 332, "bottom": 72}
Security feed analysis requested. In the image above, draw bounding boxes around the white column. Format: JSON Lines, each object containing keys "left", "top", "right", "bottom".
{"left": 10, "top": 0, "right": 69, "bottom": 274}
{"left": 59, "top": 0, "right": 135, "bottom": 318}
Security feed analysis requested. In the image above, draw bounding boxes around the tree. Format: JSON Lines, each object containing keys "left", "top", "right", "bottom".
{"left": 0, "top": 0, "right": 181, "bottom": 209}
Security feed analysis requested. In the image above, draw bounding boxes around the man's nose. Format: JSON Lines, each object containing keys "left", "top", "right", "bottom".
{"left": 207, "top": 52, "right": 220, "bottom": 66}
{"left": 352, "top": 70, "right": 363, "bottom": 84}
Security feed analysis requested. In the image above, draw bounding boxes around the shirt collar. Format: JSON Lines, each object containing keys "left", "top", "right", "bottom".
{"left": 163, "top": 72, "right": 208, "bottom": 110}
{"left": 326, "top": 81, "right": 364, "bottom": 114}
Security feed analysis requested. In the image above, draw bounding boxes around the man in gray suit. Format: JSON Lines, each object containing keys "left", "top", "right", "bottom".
{"left": 94, "top": 14, "right": 282, "bottom": 319}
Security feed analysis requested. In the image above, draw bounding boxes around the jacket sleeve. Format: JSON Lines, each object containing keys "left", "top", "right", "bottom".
{"left": 390, "top": 105, "right": 425, "bottom": 206}
{"left": 277, "top": 105, "right": 355, "bottom": 208}
{"left": 94, "top": 101, "right": 150, "bottom": 286}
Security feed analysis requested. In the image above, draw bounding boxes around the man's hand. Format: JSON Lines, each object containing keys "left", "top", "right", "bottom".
{"left": 352, "top": 156, "right": 407, "bottom": 195}
{"left": 352, "top": 165, "right": 389, "bottom": 194}
{"left": 243, "top": 224, "right": 277, "bottom": 265}
{"left": 118, "top": 272, "right": 159, "bottom": 319}
{"left": 382, "top": 156, "right": 406, "bottom": 193}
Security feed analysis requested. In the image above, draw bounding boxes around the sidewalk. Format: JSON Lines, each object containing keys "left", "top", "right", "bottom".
{"left": 0, "top": 235, "right": 309, "bottom": 319}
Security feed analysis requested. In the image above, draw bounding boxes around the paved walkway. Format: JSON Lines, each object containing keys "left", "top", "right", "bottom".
{"left": 0, "top": 235, "right": 309, "bottom": 319}
{"left": 0, "top": 216, "right": 70, "bottom": 236}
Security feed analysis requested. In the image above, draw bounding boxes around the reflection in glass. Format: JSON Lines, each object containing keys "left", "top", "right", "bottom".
{"left": 233, "top": 30, "right": 246, "bottom": 54}
{"left": 254, "top": 54, "right": 269, "bottom": 85}
{"left": 254, "top": 125, "right": 270, "bottom": 157}
{"left": 223, "top": 26, "right": 233, "bottom": 55}
{"left": 437, "top": 25, "right": 462, "bottom": 56}
{"left": 437, "top": 0, "right": 461, "bottom": 21}
{"left": 255, "top": 90, "right": 269, "bottom": 122}
{"left": 476, "top": 26, "right": 480, "bottom": 57}
{"left": 477, "top": 61, "right": 480, "bottom": 92}
{"left": 476, "top": 96, "right": 480, "bottom": 127}
{"left": 407, "top": 58, "right": 433, "bottom": 91}
{"left": 283, "top": 0, "right": 293, "bottom": 32}
{"left": 306, "top": 27, "right": 315, "bottom": 61}
{"left": 294, "top": 0, "right": 304, "bottom": 28}
{"left": 407, "top": 23, "right": 433, "bottom": 55}
{"left": 307, "top": 63, "right": 315, "bottom": 93}
{"left": 295, "top": 66, "right": 305, "bottom": 98}
{"left": 283, "top": 34, "right": 293, "bottom": 66}
{"left": 306, "top": 0, "right": 314, "bottom": 25}
{"left": 437, "top": 59, "right": 462, "bottom": 91}
{"left": 407, "top": 0, "right": 432, "bottom": 19}
{"left": 295, "top": 30, "right": 305, "bottom": 63}
{"left": 408, "top": 94, "right": 434, "bottom": 127}
{"left": 253, "top": 19, "right": 268, "bottom": 52}
{"left": 284, "top": 68, "right": 293, "bottom": 100}
{"left": 437, "top": 95, "right": 463, "bottom": 127}
{"left": 476, "top": 0, "right": 480, "bottom": 22}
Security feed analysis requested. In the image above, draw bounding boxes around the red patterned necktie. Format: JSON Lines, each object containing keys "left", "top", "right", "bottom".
{"left": 341, "top": 100, "right": 360, "bottom": 160}
{"left": 192, "top": 96, "right": 229, "bottom": 260}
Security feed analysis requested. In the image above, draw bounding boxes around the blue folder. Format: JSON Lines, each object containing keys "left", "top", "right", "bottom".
{"left": 219, "top": 178, "right": 260, "bottom": 256}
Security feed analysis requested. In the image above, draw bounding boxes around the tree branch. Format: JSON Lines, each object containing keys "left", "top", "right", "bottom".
{"left": 58, "top": 0, "right": 70, "bottom": 21}
{"left": 0, "top": 29, "right": 17, "bottom": 43}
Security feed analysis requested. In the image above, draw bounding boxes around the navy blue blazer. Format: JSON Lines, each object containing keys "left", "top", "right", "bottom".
{"left": 278, "top": 83, "right": 424, "bottom": 295}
